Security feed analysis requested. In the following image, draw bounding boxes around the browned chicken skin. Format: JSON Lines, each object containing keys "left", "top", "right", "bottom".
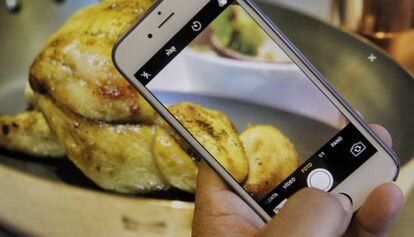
{"left": 0, "top": 0, "right": 299, "bottom": 199}
{"left": 38, "top": 95, "right": 172, "bottom": 193}
{"left": 165, "top": 103, "right": 249, "bottom": 183}
{"left": 0, "top": 111, "right": 65, "bottom": 158}
{"left": 29, "top": 0, "right": 158, "bottom": 123}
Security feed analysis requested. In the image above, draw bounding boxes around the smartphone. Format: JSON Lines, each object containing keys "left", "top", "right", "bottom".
{"left": 112, "top": 0, "right": 399, "bottom": 221}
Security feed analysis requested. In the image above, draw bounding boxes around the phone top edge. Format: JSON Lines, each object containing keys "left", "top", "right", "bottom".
{"left": 112, "top": 0, "right": 164, "bottom": 74}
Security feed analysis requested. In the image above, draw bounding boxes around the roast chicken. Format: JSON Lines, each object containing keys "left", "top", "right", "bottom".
{"left": 0, "top": 0, "right": 298, "bottom": 200}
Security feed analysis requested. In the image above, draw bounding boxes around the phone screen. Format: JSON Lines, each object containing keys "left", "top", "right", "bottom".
{"left": 135, "top": 1, "right": 377, "bottom": 216}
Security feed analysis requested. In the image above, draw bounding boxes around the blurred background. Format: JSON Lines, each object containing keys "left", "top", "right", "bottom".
{"left": 277, "top": 0, "right": 414, "bottom": 74}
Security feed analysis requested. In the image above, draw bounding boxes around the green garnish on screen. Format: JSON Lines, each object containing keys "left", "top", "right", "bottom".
{"left": 211, "top": 6, "right": 266, "bottom": 56}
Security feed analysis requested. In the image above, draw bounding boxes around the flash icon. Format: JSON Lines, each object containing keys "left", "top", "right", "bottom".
{"left": 218, "top": 0, "right": 227, "bottom": 7}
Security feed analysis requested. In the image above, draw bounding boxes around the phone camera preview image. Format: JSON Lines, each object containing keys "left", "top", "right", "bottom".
{"left": 142, "top": 4, "right": 379, "bottom": 215}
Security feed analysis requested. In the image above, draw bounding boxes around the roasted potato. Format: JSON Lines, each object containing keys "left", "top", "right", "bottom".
{"left": 241, "top": 125, "right": 298, "bottom": 200}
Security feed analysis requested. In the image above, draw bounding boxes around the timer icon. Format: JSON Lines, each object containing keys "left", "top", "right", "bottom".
{"left": 191, "top": 21, "right": 202, "bottom": 32}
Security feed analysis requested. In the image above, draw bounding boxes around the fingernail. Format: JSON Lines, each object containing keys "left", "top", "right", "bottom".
{"left": 333, "top": 193, "right": 352, "bottom": 211}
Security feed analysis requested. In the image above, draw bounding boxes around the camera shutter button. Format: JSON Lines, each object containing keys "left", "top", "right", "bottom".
{"left": 307, "top": 168, "right": 334, "bottom": 192}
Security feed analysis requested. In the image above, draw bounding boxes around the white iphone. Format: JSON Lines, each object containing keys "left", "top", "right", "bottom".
{"left": 112, "top": 0, "right": 399, "bottom": 221}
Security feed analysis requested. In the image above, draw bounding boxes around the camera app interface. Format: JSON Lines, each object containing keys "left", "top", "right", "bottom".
{"left": 136, "top": 1, "right": 377, "bottom": 216}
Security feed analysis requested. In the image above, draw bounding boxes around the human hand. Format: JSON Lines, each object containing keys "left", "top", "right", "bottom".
{"left": 192, "top": 125, "right": 403, "bottom": 237}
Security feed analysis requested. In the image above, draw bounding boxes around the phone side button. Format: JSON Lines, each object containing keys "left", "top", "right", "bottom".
{"left": 338, "top": 192, "right": 354, "bottom": 206}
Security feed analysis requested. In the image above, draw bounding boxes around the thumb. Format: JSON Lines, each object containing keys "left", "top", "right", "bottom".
{"left": 259, "top": 188, "right": 353, "bottom": 237}
{"left": 196, "top": 160, "right": 230, "bottom": 194}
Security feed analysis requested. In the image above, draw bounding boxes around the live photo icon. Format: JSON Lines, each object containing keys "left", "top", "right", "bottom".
{"left": 218, "top": 0, "right": 227, "bottom": 7}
